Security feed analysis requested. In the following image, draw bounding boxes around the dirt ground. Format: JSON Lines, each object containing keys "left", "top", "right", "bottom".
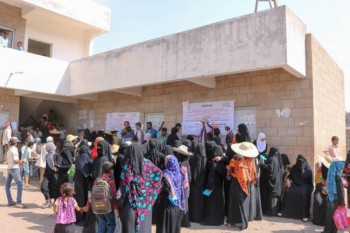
{"left": 0, "top": 168, "right": 325, "bottom": 233}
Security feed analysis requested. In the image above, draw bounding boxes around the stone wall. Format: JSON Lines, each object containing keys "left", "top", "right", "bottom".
{"left": 0, "top": 2, "right": 26, "bottom": 48}
{"left": 307, "top": 34, "right": 346, "bottom": 159}
{"left": 0, "top": 88, "right": 20, "bottom": 132}
{"left": 78, "top": 68, "right": 314, "bottom": 164}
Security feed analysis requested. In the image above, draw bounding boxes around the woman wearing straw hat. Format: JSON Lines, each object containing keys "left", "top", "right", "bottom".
{"left": 173, "top": 145, "right": 192, "bottom": 228}
{"left": 226, "top": 142, "right": 259, "bottom": 230}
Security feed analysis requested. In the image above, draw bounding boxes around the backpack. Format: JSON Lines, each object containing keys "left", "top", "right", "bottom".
{"left": 91, "top": 178, "right": 113, "bottom": 215}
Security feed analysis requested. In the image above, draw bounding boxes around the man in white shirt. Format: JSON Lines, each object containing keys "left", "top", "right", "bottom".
{"left": 0, "top": 31, "right": 9, "bottom": 47}
{"left": 135, "top": 122, "right": 144, "bottom": 144}
{"left": 5, "top": 137, "right": 25, "bottom": 208}
{"left": 2, "top": 121, "right": 12, "bottom": 164}
{"left": 35, "top": 136, "right": 52, "bottom": 183}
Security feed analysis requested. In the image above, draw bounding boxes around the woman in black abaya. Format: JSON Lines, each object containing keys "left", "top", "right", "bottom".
{"left": 74, "top": 139, "right": 92, "bottom": 223}
{"left": 260, "top": 147, "right": 283, "bottom": 216}
{"left": 189, "top": 143, "right": 207, "bottom": 222}
{"left": 235, "top": 124, "right": 251, "bottom": 143}
{"left": 91, "top": 140, "right": 111, "bottom": 180}
{"left": 281, "top": 154, "right": 313, "bottom": 221}
{"left": 202, "top": 144, "right": 225, "bottom": 226}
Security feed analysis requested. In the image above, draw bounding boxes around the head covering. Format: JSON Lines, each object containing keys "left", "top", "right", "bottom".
{"left": 91, "top": 137, "right": 104, "bottom": 160}
{"left": 163, "top": 155, "right": 185, "bottom": 210}
{"left": 66, "top": 134, "right": 78, "bottom": 142}
{"left": 164, "top": 145, "right": 174, "bottom": 156}
{"left": 190, "top": 143, "right": 207, "bottom": 187}
{"left": 144, "top": 133, "right": 152, "bottom": 142}
{"left": 173, "top": 145, "right": 193, "bottom": 156}
{"left": 97, "top": 140, "right": 111, "bottom": 160}
{"left": 281, "top": 153, "right": 290, "bottom": 169}
{"left": 266, "top": 147, "right": 283, "bottom": 196}
{"left": 121, "top": 143, "right": 163, "bottom": 231}
{"left": 147, "top": 139, "right": 165, "bottom": 169}
{"left": 231, "top": 142, "right": 259, "bottom": 158}
{"left": 326, "top": 160, "right": 345, "bottom": 202}
{"left": 173, "top": 140, "right": 182, "bottom": 148}
{"left": 111, "top": 144, "right": 120, "bottom": 154}
{"left": 46, "top": 142, "right": 56, "bottom": 170}
{"left": 46, "top": 136, "right": 53, "bottom": 143}
{"left": 75, "top": 139, "right": 92, "bottom": 176}
{"left": 35, "top": 137, "right": 41, "bottom": 143}
{"left": 290, "top": 154, "right": 313, "bottom": 186}
{"left": 256, "top": 132, "right": 267, "bottom": 153}
{"left": 236, "top": 124, "right": 251, "bottom": 143}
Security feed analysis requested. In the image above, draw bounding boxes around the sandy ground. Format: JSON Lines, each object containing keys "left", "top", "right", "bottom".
{"left": 0, "top": 168, "right": 325, "bottom": 233}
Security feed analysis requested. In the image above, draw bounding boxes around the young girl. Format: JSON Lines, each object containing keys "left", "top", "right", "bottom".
{"left": 53, "top": 182, "right": 83, "bottom": 233}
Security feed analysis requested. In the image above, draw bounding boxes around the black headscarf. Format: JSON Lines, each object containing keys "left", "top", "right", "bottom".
{"left": 75, "top": 139, "right": 92, "bottom": 176}
{"left": 92, "top": 140, "right": 112, "bottom": 180}
{"left": 321, "top": 164, "right": 329, "bottom": 180}
{"left": 90, "top": 131, "right": 97, "bottom": 144}
{"left": 205, "top": 140, "right": 217, "bottom": 160}
{"left": 182, "top": 140, "right": 193, "bottom": 152}
{"left": 265, "top": 147, "right": 283, "bottom": 197}
{"left": 125, "top": 143, "right": 144, "bottom": 177}
{"left": 189, "top": 143, "right": 207, "bottom": 187}
{"left": 173, "top": 140, "right": 182, "bottom": 148}
{"left": 146, "top": 139, "right": 165, "bottom": 170}
{"left": 281, "top": 153, "right": 291, "bottom": 169}
{"left": 290, "top": 154, "right": 313, "bottom": 186}
{"left": 84, "top": 129, "right": 92, "bottom": 142}
{"left": 164, "top": 145, "right": 174, "bottom": 156}
{"left": 166, "top": 127, "right": 179, "bottom": 147}
{"left": 235, "top": 123, "right": 251, "bottom": 143}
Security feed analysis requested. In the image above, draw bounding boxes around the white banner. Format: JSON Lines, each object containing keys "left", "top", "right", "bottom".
{"left": 145, "top": 113, "right": 164, "bottom": 131}
{"left": 182, "top": 100, "right": 234, "bottom": 136}
{"left": 105, "top": 112, "right": 140, "bottom": 136}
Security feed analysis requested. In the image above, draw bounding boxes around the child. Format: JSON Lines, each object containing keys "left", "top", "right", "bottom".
{"left": 53, "top": 182, "right": 83, "bottom": 233}
{"left": 21, "top": 141, "right": 33, "bottom": 187}
{"left": 84, "top": 161, "right": 119, "bottom": 233}
{"left": 278, "top": 165, "right": 292, "bottom": 216}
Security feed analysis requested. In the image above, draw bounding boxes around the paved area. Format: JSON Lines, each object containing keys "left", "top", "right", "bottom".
{"left": 0, "top": 169, "right": 325, "bottom": 233}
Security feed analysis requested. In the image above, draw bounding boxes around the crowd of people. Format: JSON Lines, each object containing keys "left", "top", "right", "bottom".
{"left": 3, "top": 115, "right": 350, "bottom": 233}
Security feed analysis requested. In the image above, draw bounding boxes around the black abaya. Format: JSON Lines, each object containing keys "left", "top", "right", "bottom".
{"left": 281, "top": 155, "right": 313, "bottom": 219}
{"left": 121, "top": 202, "right": 152, "bottom": 233}
{"left": 202, "top": 171, "right": 225, "bottom": 226}
{"left": 312, "top": 183, "right": 328, "bottom": 226}
{"left": 156, "top": 179, "right": 182, "bottom": 233}
{"left": 227, "top": 176, "right": 249, "bottom": 230}
{"left": 189, "top": 143, "right": 207, "bottom": 222}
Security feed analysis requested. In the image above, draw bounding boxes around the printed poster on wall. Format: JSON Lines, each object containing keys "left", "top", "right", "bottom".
{"left": 105, "top": 112, "right": 140, "bottom": 137}
{"left": 182, "top": 100, "right": 234, "bottom": 136}
{"left": 145, "top": 113, "right": 164, "bottom": 130}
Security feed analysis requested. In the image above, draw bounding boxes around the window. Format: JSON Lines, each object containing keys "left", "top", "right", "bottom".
{"left": 27, "top": 39, "right": 52, "bottom": 57}
{"left": 0, "top": 27, "right": 14, "bottom": 48}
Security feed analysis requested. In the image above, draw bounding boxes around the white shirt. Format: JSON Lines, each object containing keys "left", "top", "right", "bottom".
{"left": 7, "top": 146, "right": 19, "bottom": 169}
{"left": 2, "top": 128, "right": 12, "bottom": 145}
{"left": 21, "top": 146, "right": 32, "bottom": 161}
{"left": 35, "top": 144, "right": 47, "bottom": 168}
{"left": 0, "top": 36, "right": 8, "bottom": 47}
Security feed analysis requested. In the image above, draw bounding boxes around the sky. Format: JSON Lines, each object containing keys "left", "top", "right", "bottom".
{"left": 93, "top": 0, "right": 350, "bottom": 112}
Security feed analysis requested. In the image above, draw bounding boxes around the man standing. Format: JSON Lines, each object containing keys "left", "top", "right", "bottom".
{"left": 5, "top": 137, "right": 25, "bottom": 208}
{"left": 199, "top": 117, "right": 213, "bottom": 144}
{"left": 157, "top": 127, "right": 169, "bottom": 144}
{"left": 145, "top": 122, "right": 158, "bottom": 139}
{"left": 2, "top": 121, "right": 12, "bottom": 164}
{"left": 0, "top": 31, "right": 9, "bottom": 48}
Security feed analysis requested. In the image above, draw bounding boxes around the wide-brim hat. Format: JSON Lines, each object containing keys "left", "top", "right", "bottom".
{"left": 173, "top": 145, "right": 193, "bottom": 156}
{"left": 231, "top": 142, "right": 259, "bottom": 158}
{"left": 66, "top": 134, "right": 78, "bottom": 142}
{"left": 318, "top": 155, "right": 333, "bottom": 168}
{"left": 201, "top": 117, "right": 209, "bottom": 123}
{"left": 111, "top": 144, "right": 120, "bottom": 154}
{"left": 49, "top": 129, "right": 61, "bottom": 135}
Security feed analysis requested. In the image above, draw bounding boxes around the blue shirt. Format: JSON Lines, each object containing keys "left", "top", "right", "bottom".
{"left": 146, "top": 128, "right": 158, "bottom": 138}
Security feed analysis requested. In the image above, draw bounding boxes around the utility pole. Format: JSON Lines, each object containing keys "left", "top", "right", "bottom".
{"left": 255, "top": 0, "right": 278, "bottom": 12}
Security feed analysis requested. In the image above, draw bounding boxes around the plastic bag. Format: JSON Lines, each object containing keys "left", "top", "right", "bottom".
{"left": 67, "top": 164, "right": 76, "bottom": 177}
{"left": 333, "top": 206, "right": 348, "bottom": 230}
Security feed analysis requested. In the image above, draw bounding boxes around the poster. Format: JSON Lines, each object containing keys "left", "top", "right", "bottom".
{"left": 182, "top": 100, "right": 234, "bottom": 136}
{"left": 144, "top": 113, "right": 164, "bottom": 130}
{"left": 105, "top": 112, "right": 140, "bottom": 136}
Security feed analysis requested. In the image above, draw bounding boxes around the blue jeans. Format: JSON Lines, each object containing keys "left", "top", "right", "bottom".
{"left": 97, "top": 211, "right": 116, "bottom": 233}
{"left": 6, "top": 168, "right": 23, "bottom": 204}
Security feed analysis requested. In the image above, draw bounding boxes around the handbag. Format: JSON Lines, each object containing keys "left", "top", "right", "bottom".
{"left": 333, "top": 205, "right": 348, "bottom": 230}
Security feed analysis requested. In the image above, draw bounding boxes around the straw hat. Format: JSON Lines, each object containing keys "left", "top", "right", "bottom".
{"left": 231, "top": 142, "right": 259, "bottom": 158}
{"left": 49, "top": 129, "right": 61, "bottom": 135}
{"left": 318, "top": 155, "right": 333, "bottom": 168}
{"left": 173, "top": 145, "right": 193, "bottom": 156}
{"left": 66, "top": 134, "right": 78, "bottom": 142}
{"left": 111, "top": 144, "right": 120, "bottom": 154}
{"left": 201, "top": 117, "right": 209, "bottom": 123}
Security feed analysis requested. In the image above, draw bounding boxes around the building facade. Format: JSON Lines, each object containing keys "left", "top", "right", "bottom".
{"left": 0, "top": 3, "right": 346, "bottom": 166}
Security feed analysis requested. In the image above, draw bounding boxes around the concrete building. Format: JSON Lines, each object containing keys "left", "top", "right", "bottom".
{"left": 347, "top": 113, "right": 350, "bottom": 153}
{"left": 0, "top": 3, "right": 346, "bottom": 165}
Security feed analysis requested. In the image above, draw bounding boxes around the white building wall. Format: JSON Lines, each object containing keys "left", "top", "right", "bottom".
{"left": 24, "top": 14, "right": 88, "bottom": 61}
